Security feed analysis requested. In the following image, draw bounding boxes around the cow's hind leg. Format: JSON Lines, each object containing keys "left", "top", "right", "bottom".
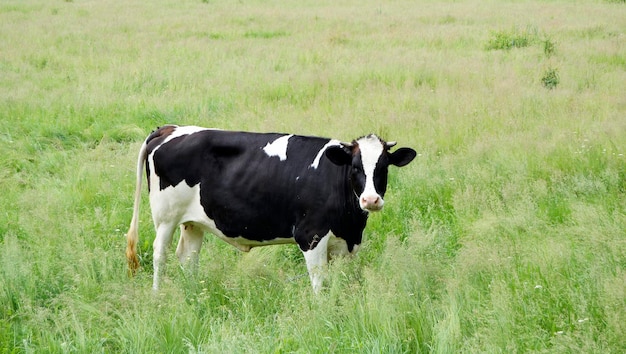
{"left": 176, "top": 223, "right": 204, "bottom": 272}
{"left": 152, "top": 223, "right": 177, "bottom": 291}
{"left": 300, "top": 232, "right": 331, "bottom": 294}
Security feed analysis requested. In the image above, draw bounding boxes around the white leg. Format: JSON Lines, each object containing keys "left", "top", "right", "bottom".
{"left": 301, "top": 233, "right": 331, "bottom": 294}
{"left": 175, "top": 223, "right": 204, "bottom": 271}
{"left": 152, "top": 223, "right": 176, "bottom": 291}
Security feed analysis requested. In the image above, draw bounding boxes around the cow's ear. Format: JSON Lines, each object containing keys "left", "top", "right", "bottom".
{"left": 389, "top": 148, "right": 417, "bottom": 167}
{"left": 325, "top": 145, "right": 352, "bottom": 166}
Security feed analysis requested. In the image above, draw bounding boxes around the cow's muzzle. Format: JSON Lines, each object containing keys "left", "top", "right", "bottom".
{"left": 360, "top": 194, "right": 384, "bottom": 212}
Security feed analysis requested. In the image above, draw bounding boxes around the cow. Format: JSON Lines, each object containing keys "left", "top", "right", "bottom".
{"left": 125, "top": 125, "right": 416, "bottom": 293}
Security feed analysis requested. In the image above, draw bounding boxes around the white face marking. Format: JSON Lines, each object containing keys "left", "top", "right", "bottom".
{"left": 357, "top": 135, "right": 385, "bottom": 209}
{"left": 311, "top": 139, "right": 341, "bottom": 169}
{"left": 263, "top": 134, "right": 293, "bottom": 161}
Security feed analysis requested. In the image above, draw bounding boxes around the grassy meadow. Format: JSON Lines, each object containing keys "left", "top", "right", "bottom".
{"left": 1, "top": 0, "right": 625, "bottom": 352}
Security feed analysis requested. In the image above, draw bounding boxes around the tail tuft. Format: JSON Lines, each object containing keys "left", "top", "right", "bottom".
{"left": 126, "top": 228, "right": 140, "bottom": 276}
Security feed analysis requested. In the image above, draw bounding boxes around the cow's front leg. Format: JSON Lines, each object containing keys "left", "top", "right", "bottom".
{"left": 176, "top": 223, "right": 204, "bottom": 273}
{"left": 299, "top": 232, "right": 331, "bottom": 294}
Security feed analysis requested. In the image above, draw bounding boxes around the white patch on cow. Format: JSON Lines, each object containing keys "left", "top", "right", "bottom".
{"left": 357, "top": 135, "right": 385, "bottom": 210}
{"left": 165, "top": 125, "right": 209, "bottom": 143}
{"left": 263, "top": 134, "right": 293, "bottom": 161}
{"left": 149, "top": 183, "right": 212, "bottom": 234}
{"left": 310, "top": 139, "right": 341, "bottom": 169}
{"left": 302, "top": 232, "right": 332, "bottom": 294}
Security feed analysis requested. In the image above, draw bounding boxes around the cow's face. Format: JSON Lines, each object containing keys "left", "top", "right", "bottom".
{"left": 326, "top": 135, "right": 416, "bottom": 212}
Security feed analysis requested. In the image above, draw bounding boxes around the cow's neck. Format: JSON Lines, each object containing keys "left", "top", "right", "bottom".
{"left": 329, "top": 166, "right": 368, "bottom": 247}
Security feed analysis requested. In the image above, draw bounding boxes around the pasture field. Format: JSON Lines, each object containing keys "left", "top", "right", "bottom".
{"left": 1, "top": 0, "right": 625, "bottom": 352}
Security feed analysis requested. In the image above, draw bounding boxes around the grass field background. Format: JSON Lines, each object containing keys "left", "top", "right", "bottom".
{"left": 1, "top": 0, "right": 625, "bottom": 352}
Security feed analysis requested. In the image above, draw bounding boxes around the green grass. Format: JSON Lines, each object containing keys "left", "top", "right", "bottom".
{"left": 485, "top": 27, "right": 536, "bottom": 50}
{"left": 1, "top": 0, "right": 625, "bottom": 352}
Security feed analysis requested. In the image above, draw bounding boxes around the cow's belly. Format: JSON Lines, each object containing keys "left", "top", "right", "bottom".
{"left": 215, "top": 235, "right": 296, "bottom": 250}
{"left": 192, "top": 223, "right": 296, "bottom": 252}
{"left": 150, "top": 182, "right": 296, "bottom": 252}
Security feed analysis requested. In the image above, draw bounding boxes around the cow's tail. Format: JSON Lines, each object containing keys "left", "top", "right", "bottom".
{"left": 126, "top": 139, "right": 148, "bottom": 276}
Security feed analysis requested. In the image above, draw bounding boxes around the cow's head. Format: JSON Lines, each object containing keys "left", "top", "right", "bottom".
{"left": 325, "top": 134, "right": 416, "bottom": 212}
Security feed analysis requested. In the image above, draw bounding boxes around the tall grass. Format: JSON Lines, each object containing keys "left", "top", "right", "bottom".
{"left": 1, "top": 0, "right": 625, "bottom": 352}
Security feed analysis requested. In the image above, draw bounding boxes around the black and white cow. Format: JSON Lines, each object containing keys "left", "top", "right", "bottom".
{"left": 126, "top": 125, "right": 416, "bottom": 292}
